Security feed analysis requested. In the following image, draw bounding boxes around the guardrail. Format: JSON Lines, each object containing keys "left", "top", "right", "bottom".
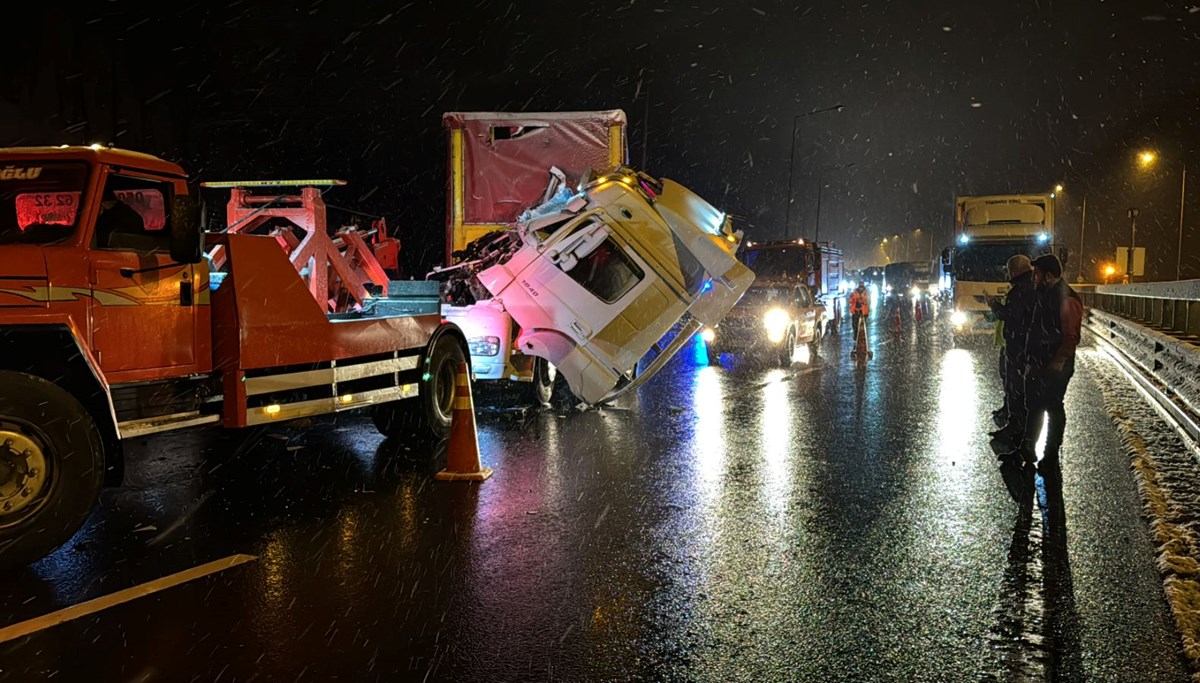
{"left": 1078, "top": 280, "right": 1200, "bottom": 446}
{"left": 1080, "top": 279, "right": 1200, "bottom": 340}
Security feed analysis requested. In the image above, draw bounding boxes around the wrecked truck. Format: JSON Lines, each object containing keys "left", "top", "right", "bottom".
{"left": 434, "top": 110, "right": 754, "bottom": 406}
{"left": 431, "top": 161, "right": 754, "bottom": 405}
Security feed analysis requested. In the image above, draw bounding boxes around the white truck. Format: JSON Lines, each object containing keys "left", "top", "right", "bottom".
{"left": 943, "top": 193, "right": 1067, "bottom": 336}
{"left": 432, "top": 111, "right": 754, "bottom": 406}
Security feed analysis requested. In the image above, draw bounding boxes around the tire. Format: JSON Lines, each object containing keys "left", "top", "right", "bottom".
{"left": 810, "top": 325, "right": 822, "bottom": 357}
{"left": 372, "top": 334, "right": 466, "bottom": 444}
{"left": 520, "top": 357, "right": 556, "bottom": 406}
{"left": 549, "top": 371, "right": 579, "bottom": 412}
{"left": 0, "top": 371, "right": 104, "bottom": 570}
{"left": 779, "top": 330, "right": 795, "bottom": 367}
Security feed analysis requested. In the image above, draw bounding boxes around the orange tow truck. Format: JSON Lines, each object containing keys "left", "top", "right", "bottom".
{"left": 0, "top": 146, "right": 468, "bottom": 568}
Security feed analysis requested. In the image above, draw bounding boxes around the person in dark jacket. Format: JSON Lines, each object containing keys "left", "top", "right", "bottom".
{"left": 987, "top": 254, "right": 1036, "bottom": 445}
{"left": 1000, "top": 254, "right": 1083, "bottom": 482}
{"left": 94, "top": 188, "right": 145, "bottom": 249}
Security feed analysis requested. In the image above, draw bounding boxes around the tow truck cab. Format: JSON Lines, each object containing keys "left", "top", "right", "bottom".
{"left": 0, "top": 146, "right": 463, "bottom": 569}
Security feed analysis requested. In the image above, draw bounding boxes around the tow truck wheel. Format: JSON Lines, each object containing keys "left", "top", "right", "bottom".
{"left": 372, "top": 335, "right": 467, "bottom": 444}
{"left": 0, "top": 371, "right": 104, "bottom": 570}
{"left": 522, "top": 357, "right": 556, "bottom": 406}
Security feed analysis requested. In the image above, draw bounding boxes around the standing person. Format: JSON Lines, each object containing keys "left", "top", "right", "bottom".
{"left": 848, "top": 281, "right": 870, "bottom": 339}
{"left": 1000, "top": 254, "right": 1083, "bottom": 483}
{"left": 986, "top": 255, "right": 1036, "bottom": 445}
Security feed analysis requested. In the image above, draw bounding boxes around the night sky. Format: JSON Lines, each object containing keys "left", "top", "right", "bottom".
{"left": 4, "top": 1, "right": 1198, "bottom": 277}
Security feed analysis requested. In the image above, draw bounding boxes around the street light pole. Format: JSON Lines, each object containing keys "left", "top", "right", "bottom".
{"left": 814, "top": 162, "right": 854, "bottom": 244}
{"left": 1128, "top": 207, "right": 1139, "bottom": 283}
{"left": 1080, "top": 193, "right": 1089, "bottom": 280}
{"left": 1179, "top": 164, "right": 1188, "bottom": 281}
{"left": 784, "top": 104, "right": 843, "bottom": 239}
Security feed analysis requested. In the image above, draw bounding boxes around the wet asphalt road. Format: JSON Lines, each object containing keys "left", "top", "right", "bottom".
{"left": 0, "top": 309, "right": 1189, "bottom": 682}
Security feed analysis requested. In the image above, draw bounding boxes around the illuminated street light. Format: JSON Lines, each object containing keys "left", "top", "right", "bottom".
{"left": 1054, "top": 183, "right": 1064, "bottom": 193}
{"left": 1134, "top": 148, "right": 1188, "bottom": 279}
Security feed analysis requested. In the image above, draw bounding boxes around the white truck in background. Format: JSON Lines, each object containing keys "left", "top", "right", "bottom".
{"left": 943, "top": 193, "right": 1067, "bottom": 337}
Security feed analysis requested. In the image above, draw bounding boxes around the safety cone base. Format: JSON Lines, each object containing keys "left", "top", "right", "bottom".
{"left": 436, "top": 361, "right": 492, "bottom": 482}
{"left": 435, "top": 467, "right": 493, "bottom": 481}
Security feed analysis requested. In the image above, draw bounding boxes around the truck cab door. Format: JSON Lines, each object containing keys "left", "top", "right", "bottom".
{"left": 796, "top": 285, "right": 815, "bottom": 341}
{"left": 87, "top": 174, "right": 198, "bottom": 381}
{"left": 511, "top": 214, "right": 665, "bottom": 402}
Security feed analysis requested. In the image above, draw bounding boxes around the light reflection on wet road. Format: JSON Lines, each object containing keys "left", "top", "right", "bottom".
{"left": 0, "top": 314, "right": 1189, "bottom": 682}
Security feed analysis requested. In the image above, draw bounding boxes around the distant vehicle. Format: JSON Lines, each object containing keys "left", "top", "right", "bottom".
{"left": 740, "top": 238, "right": 844, "bottom": 300}
{"left": 702, "top": 282, "right": 826, "bottom": 367}
{"left": 883, "top": 261, "right": 934, "bottom": 302}
{"left": 944, "top": 194, "right": 1067, "bottom": 336}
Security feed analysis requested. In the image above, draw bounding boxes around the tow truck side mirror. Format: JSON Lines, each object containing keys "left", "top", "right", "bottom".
{"left": 170, "top": 195, "right": 203, "bottom": 264}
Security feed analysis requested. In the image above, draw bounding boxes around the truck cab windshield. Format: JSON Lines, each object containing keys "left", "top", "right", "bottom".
{"left": 743, "top": 248, "right": 803, "bottom": 278}
{"left": 0, "top": 162, "right": 89, "bottom": 245}
{"left": 956, "top": 243, "right": 1045, "bottom": 282}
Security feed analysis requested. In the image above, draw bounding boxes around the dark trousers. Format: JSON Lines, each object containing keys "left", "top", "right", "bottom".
{"left": 999, "top": 352, "right": 1026, "bottom": 427}
{"left": 1021, "top": 363, "right": 1074, "bottom": 458}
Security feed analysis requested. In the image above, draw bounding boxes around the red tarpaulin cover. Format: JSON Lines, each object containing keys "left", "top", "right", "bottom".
{"left": 443, "top": 110, "right": 627, "bottom": 226}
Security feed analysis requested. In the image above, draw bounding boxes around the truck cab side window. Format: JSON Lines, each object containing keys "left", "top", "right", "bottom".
{"left": 94, "top": 177, "right": 170, "bottom": 253}
{"left": 562, "top": 237, "right": 644, "bottom": 304}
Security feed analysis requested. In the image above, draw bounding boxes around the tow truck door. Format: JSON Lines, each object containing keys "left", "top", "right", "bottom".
{"left": 87, "top": 173, "right": 197, "bottom": 379}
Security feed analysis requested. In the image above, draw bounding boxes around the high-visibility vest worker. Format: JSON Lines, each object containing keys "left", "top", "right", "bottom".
{"left": 849, "top": 285, "right": 870, "bottom": 316}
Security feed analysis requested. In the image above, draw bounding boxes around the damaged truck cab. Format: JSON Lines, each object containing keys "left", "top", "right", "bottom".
{"left": 438, "top": 112, "right": 754, "bottom": 405}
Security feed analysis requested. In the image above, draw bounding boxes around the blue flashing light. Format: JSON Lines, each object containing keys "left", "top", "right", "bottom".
{"left": 1036, "top": 232, "right": 1050, "bottom": 244}
{"left": 957, "top": 233, "right": 971, "bottom": 245}
{"left": 701, "top": 280, "right": 714, "bottom": 293}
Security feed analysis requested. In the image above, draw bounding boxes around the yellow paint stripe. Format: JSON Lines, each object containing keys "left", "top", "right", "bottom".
{"left": 0, "top": 554, "right": 256, "bottom": 644}
{"left": 451, "top": 129, "right": 465, "bottom": 256}
{"left": 609, "top": 125, "right": 625, "bottom": 167}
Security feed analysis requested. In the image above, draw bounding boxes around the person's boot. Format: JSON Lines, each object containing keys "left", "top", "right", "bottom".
{"left": 991, "top": 408, "right": 1009, "bottom": 429}
{"left": 997, "top": 452, "right": 1028, "bottom": 503}
{"left": 1037, "top": 448, "right": 1061, "bottom": 477}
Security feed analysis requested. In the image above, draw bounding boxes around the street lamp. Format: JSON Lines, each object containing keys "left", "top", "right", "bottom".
{"left": 1103, "top": 263, "right": 1116, "bottom": 284}
{"left": 785, "top": 104, "right": 845, "bottom": 239}
{"left": 1054, "top": 183, "right": 1064, "bottom": 193}
{"left": 1136, "top": 149, "right": 1188, "bottom": 280}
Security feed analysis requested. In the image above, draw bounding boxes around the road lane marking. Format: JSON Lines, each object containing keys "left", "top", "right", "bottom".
{"left": 0, "top": 554, "right": 256, "bottom": 643}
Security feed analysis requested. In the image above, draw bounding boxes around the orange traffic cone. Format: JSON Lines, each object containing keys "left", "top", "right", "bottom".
{"left": 890, "top": 305, "right": 902, "bottom": 333}
{"left": 914, "top": 298, "right": 923, "bottom": 323}
{"left": 435, "top": 362, "right": 493, "bottom": 481}
{"left": 850, "top": 315, "right": 873, "bottom": 366}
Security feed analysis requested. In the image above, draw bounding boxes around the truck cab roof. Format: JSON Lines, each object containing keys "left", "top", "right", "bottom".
{"left": 0, "top": 146, "right": 186, "bottom": 179}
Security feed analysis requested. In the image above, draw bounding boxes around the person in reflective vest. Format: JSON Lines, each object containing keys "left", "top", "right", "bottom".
{"left": 848, "top": 282, "right": 870, "bottom": 339}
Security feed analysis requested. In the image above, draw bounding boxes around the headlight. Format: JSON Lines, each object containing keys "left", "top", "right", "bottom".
{"left": 910, "top": 286, "right": 921, "bottom": 296}
{"left": 763, "top": 308, "right": 790, "bottom": 343}
{"left": 950, "top": 311, "right": 968, "bottom": 327}
{"left": 467, "top": 335, "right": 501, "bottom": 356}
{"left": 701, "top": 328, "right": 716, "bottom": 343}
{"left": 885, "top": 285, "right": 893, "bottom": 294}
